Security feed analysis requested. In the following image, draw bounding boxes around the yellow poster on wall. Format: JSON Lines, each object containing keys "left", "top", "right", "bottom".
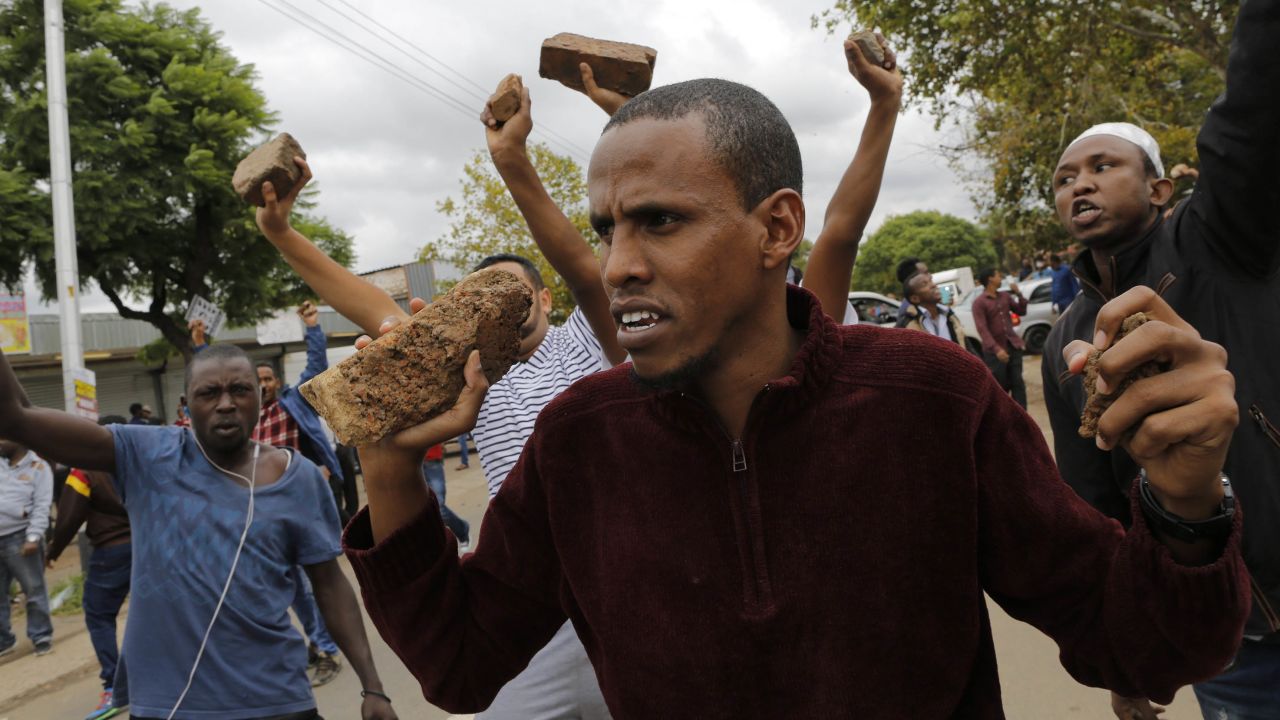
{"left": 0, "top": 293, "right": 31, "bottom": 355}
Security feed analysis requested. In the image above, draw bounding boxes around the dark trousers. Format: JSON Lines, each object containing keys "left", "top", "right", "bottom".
{"left": 84, "top": 542, "right": 131, "bottom": 698}
{"left": 423, "top": 460, "right": 470, "bottom": 545}
{"left": 335, "top": 444, "right": 360, "bottom": 519}
{"left": 983, "top": 349, "right": 1027, "bottom": 409}
{"left": 1193, "top": 639, "right": 1280, "bottom": 718}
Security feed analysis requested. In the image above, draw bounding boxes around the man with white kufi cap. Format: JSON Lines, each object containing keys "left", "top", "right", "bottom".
{"left": 1041, "top": 1, "right": 1280, "bottom": 717}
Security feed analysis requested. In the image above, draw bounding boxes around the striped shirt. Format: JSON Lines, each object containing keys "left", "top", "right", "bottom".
{"left": 473, "top": 308, "right": 605, "bottom": 496}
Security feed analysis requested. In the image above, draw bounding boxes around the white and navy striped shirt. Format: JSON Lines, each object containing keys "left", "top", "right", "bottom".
{"left": 473, "top": 308, "right": 606, "bottom": 496}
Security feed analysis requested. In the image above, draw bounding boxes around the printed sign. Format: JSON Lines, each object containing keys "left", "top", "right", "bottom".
{"left": 0, "top": 292, "right": 31, "bottom": 355}
{"left": 256, "top": 309, "right": 305, "bottom": 346}
{"left": 185, "top": 294, "right": 226, "bottom": 337}
{"left": 70, "top": 367, "right": 98, "bottom": 421}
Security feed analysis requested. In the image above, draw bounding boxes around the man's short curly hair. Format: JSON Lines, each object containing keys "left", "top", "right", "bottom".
{"left": 604, "top": 78, "right": 803, "bottom": 210}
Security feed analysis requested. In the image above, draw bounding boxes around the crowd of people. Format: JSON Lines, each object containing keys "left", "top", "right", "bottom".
{"left": 1, "top": 3, "right": 1276, "bottom": 719}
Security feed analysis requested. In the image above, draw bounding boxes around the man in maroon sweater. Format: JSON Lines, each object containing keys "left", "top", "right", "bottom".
{"left": 342, "top": 80, "right": 1249, "bottom": 718}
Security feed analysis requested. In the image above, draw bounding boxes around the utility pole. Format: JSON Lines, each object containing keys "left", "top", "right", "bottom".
{"left": 43, "top": 0, "right": 85, "bottom": 414}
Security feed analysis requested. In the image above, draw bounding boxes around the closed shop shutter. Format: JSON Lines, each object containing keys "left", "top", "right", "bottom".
{"left": 17, "top": 374, "right": 64, "bottom": 411}
{"left": 95, "top": 371, "right": 155, "bottom": 420}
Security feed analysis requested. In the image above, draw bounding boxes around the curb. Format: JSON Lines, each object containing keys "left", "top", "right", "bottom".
{"left": 0, "top": 611, "right": 115, "bottom": 715}
{"left": 0, "top": 651, "right": 98, "bottom": 715}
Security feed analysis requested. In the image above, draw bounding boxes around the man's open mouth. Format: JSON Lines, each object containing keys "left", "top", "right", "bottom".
{"left": 1072, "top": 199, "right": 1102, "bottom": 224}
{"left": 620, "top": 310, "right": 664, "bottom": 334}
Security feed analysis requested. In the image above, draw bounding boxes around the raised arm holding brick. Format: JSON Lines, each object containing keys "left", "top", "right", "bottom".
{"left": 255, "top": 165, "right": 407, "bottom": 337}
{"left": 802, "top": 33, "right": 902, "bottom": 321}
{"left": 482, "top": 85, "right": 627, "bottom": 366}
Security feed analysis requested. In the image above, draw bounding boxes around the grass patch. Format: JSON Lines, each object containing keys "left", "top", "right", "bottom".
{"left": 49, "top": 573, "right": 85, "bottom": 616}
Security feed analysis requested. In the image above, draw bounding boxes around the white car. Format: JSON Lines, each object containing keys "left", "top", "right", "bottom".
{"left": 847, "top": 291, "right": 903, "bottom": 326}
{"left": 952, "top": 277, "right": 1057, "bottom": 355}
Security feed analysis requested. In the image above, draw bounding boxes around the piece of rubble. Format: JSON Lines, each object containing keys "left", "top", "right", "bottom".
{"left": 848, "top": 30, "right": 886, "bottom": 67}
{"left": 1079, "top": 312, "right": 1166, "bottom": 439}
{"left": 300, "top": 268, "right": 532, "bottom": 446}
{"left": 489, "top": 73, "right": 524, "bottom": 122}
{"left": 539, "top": 32, "right": 657, "bottom": 96}
{"left": 233, "top": 133, "right": 306, "bottom": 207}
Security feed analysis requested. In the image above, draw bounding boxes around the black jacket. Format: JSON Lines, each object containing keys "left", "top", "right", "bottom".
{"left": 1043, "top": 0, "right": 1280, "bottom": 640}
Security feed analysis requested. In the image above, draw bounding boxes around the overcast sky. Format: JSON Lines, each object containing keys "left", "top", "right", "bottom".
{"left": 27, "top": 0, "right": 975, "bottom": 313}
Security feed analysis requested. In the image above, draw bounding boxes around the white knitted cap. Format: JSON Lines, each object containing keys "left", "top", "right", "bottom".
{"left": 1066, "top": 122, "right": 1164, "bottom": 178}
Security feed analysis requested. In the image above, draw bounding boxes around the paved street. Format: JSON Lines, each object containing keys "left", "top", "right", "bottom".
{"left": 1, "top": 355, "right": 1202, "bottom": 718}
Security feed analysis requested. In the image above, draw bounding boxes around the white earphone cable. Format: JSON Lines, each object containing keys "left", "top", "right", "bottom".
{"left": 166, "top": 433, "right": 261, "bottom": 720}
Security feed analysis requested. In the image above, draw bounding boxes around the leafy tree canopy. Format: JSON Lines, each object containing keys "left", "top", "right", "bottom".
{"left": 422, "top": 143, "right": 594, "bottom": 325}
{"left": 0, "top": 0, "right": 353, "bottom": 360}
{"left": 814, "top": 1, "right": 1234, "bottom": 261}
{"left": 852, "top": 210, "right": 996, "bottom": 294}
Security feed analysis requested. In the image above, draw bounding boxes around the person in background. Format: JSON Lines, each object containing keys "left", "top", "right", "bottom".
{"left": 972, "top": 268, "right": 1028, "bottom": 408}
{"left": 1048, "top": 253, "right": 1080, "bottom": 314}
{"left": 1043, "top": 2, "right": 1280, "bottom": 716}
{"left": 1018, "top": 257, "right": 1034, "bottom": 281}
{"left": 192, "top": 304, "right": 349, "bottom": 687}
{"left": 335, "top": 443, "right": 360, "bottom": 520}
{"left": 455, "top": 433, "right": 470, "bottom": 471}
{"left": 0, "top": 341, "right": 397, "bottom": 719}
{"left": 174, "top": 396, "right": 191, "bottom": 429}
{"left": 126, "top": 403, "right": 150, "bottom": 426}
{"left": 47, "top": 417, "right": 132, "bottom": 719}
{"left": 896, "top": 272, "right": 965, "bottom": 348}
{"left": 0, "top": 439, "right": 53, "bottom": 657}
{"left": 893, "top": 257, "right": 928, "bottom": 317}
{"left": 423, "top": 444, "right": 469, "bottom": 550}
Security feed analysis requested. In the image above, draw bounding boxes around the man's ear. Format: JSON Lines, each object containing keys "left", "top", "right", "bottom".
{"left": 539, "top": 287, "right": 553, "bottom": 316}
{"left": 1149, "top": 177, "right": 1175, "bottom": 208}
{"left": 755, "top": 188, "right": 805, "bottom": 271}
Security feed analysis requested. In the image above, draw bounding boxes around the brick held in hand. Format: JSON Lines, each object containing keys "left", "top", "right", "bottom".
{"left": 1079, "top": 312, "right": 1168, "bottom": 439}
{"left": 539, "top": 32, "right": 657, "bottom": 97}
{"left": 233, "top": 133, "right": 307, "bottom": 207}
{"left": 489, "top": 73, "right": 524, "bottom": 123}
{"left": 299, "top": 269, "right": 532, "bottom": 446}
{"left": 847, "top": 30, "right": 886, "bottom": 67}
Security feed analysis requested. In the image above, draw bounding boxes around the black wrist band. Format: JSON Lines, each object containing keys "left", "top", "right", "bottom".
{"left": 361, "top": 689, "right": 392, "bottom": 703}
{"left": 1138, "top": 469, "right": 1234, "bottom": 543}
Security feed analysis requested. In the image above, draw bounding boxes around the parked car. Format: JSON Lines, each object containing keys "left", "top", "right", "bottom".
{"left": 952, "top": 277, "right": 1056, "bottom": 355}
{"left": 847, "top": 291, "right": 902, "bottom": 326}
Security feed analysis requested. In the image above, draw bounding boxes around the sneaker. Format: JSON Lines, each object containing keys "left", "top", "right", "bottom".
{"left": 310, "top": 652, "right": 341, "bottom": 687}
{"left": 85, "top": 689, "right": 125, "bottom": 720}
{"left": 0, "top": 640, "right": 15, "bottom": 658}
{"left": 34, "top": 640, "right": 53, "bottom": 656}
{"left": 455, "top": 464, "right": 469, "bottom": 471}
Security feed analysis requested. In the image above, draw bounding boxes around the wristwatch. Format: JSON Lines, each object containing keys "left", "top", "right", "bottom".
{"left": 25, "top": 533, "right": 41, "bottom": 544}
{"left": 1138, "top": 469, "right": 1235, "bottom": 543}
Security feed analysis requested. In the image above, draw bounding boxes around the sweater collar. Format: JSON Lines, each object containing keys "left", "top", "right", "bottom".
{"left": 650, "top": 284, "right": 842, "bottom": 428}
{"left": 1072, "top": 213, "right": 1164, "bottom": 302}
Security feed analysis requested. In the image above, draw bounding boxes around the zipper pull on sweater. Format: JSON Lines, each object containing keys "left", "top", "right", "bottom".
{"left": 731, "top": 439, "right": 747, "bottom": 473}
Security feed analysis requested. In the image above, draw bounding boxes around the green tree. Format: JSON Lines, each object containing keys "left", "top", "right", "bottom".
{"left": 852, "top": 211, "right": 996, "bottom": 294}
{"left": 423, "top": 143, "right": 594, "bottom": 324}
{"left": 0, "top": 0, "right": 353, "bottom": 361}
{"left": 814, "top": 1, "right": 1233, "bottom": 260}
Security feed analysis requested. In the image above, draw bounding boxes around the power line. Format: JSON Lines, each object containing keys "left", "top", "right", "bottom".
{"left": 256, "top": 0, "right": 593, "bottom": 164}
{"left": 255, "top": 0, "right": 478, "bottom": 123}
{"left": 322, "top": 0, "right": 597, "bottom": 160}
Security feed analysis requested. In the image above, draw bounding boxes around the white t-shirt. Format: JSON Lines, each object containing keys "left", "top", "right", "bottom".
{"left": 473, "top": 308, "right": 607, "bottom": 496}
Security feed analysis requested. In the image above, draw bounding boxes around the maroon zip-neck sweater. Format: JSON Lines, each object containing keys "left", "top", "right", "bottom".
{"left": 344, "top": 286, "right": 1249, "bottom": 718}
